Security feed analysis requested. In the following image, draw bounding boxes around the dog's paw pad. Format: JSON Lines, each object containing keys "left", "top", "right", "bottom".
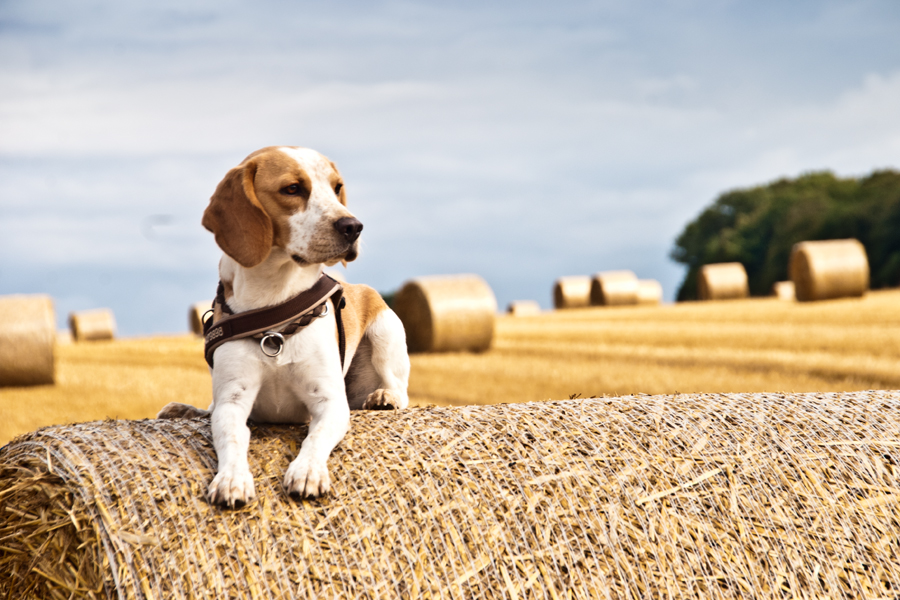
{"left": 284, "top": 457, "right": 331, "bottom": 498}
{"left": 208, "top": 467, "right": 256, "bottom": 508}
{"left": 363, "top": 389, "right": 403, "bottom": 410}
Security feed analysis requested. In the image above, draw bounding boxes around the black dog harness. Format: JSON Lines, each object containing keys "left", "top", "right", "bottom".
{"left": 203, "top": 273, "right": 346, "bottom": 368}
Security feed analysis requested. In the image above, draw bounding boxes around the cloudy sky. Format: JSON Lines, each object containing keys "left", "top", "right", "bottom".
{"left": 2, "top": 0, "right": 899, "bottom": 335}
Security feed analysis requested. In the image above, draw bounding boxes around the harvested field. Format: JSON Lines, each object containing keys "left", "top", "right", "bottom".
{"left": 2, "top": 290, "right": 900, "bottom": 444}
{"left": 410, "top": 289, "right": 900, "bottom": 406}
{"left": 2, "top": 391, "right": 899, "bottom": 598}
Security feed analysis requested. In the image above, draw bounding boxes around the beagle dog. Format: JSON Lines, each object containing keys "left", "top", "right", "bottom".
{"left": 157, "top": 146, "right": 410, "bottom": 507}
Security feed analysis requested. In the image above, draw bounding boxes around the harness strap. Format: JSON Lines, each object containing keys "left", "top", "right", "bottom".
{"left": 203, "top": 274, "right": 345, "bottom": 368}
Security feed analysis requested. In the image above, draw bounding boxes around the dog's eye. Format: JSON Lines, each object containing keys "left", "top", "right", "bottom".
{"left": 334, "top": 183, "right": 343, "bottom": 195}
{"left": 282, "top": 184, "right": 301, "bottom": 195}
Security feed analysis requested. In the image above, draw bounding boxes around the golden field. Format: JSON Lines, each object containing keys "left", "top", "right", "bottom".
{"left": 2, "top": 289, "right": 899, "bottom": 445}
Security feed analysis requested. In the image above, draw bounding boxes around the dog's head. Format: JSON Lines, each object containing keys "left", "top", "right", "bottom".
{"left": 202, "top": 146, "right": 362, "bottom": 268}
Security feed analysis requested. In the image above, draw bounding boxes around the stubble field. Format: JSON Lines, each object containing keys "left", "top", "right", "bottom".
{"left": 2, "top": 289, "right": 898, "bottom": 445}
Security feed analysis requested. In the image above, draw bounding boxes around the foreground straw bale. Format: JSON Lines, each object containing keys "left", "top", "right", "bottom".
{"left": 2, "top": 392, "right": 900, "bottom": 599}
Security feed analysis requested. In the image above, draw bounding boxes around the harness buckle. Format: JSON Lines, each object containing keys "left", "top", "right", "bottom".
{"left": 260, "top": 331, "right": 285, "bottom": 357}
{"left": 318, "top": 302, "right": 330, "bottom": 318}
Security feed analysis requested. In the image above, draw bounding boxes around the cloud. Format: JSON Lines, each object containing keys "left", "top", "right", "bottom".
{"left": 1, "top": 0, "right": 899, "bottom": 333}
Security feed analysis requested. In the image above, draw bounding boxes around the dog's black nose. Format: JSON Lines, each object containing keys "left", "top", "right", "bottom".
{"left": 334, "top": 217, "right": 363, "bottom": 243}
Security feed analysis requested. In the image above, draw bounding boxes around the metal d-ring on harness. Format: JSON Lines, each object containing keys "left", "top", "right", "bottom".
{"left": 258, "top": 301, "right": 330, "bottom": 357}
{"left": 202, "top": 274, "right": 346, "bottom": 368}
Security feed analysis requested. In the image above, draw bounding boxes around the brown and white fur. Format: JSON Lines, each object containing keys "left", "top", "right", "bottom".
{"left": 157, "top": 146, "right": 410, "bottom": 507}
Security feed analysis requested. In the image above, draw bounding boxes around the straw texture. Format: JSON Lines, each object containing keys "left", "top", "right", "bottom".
{"left": 2, "top": 391, "right": 899, "bottom": 599}
{"left": 698, "top": 263, "right": 749, "bottom": 301}
{"left": 790, "top": 239, "right": 870, "bottom": 302}
{"left": 552, "top": 276, "right": 591, "bottom": 309}
{"left": 0, "top": 294, "right": 56, "bottom": 386}
{"left": 590, "top": 271, "right": 639, "bottom": 306}
{"left": 69, "top": 309, "right": 117, "bottom": 342}
{"left": 393, "top": 274, "right": 496, "bottom": 353}
{"left": 772, "top": 281, "right": 796, "bottom": 301}
{"left": 189, "top": 301, "right": 213, "bottom": 336}
{"left": 506, "top": 300, "right": 541, "bottom": 317}
{"left": 636, "top": 280, "right": 663, "bottom": 305}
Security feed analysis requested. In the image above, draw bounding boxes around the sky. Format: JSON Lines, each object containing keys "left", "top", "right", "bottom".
{"left": 2, "top": 0, "right": 899, "bottom": 335}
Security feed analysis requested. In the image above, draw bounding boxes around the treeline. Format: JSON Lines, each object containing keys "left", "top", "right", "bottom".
{"left": 671, "top": 169, "right": 900, "bottom": 301}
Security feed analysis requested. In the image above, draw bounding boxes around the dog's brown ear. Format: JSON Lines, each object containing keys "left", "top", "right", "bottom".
{"left": 202, "top": 160, "right": 273, "bottom": 267}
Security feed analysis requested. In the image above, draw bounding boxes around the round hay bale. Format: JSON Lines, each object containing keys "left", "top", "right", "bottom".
{"left": 772, "top": 280, "right": 795, "bottom": 301}
{"left": 0, "top": 294, "right": 55, "bottom": 386}
{"left": 393, "top": 274, "right": 496, "bottom": 353}
{"left": 68, "top": 309, "right": 116, "bottom": 342}
{"left": 590, "top": 270, "right": 639, "bottom": 306}
{"left": 506, "top": 300, "right": 541, "bottom": 317}
{"left": 2, "top": 391, "right": 899, "bottom": 598}
{"left": 697, "top": 262, "right": 749, "bottom": 300}
{"left": 553, "top": 276, "right": 591, "bottom": 309}
{"left": 790, "top": 239, "right": 869, "bottom": 302}
{"left": 188, "top": 301, "right": 213, "bottom": 336}
{"left": 636, "top": 279, "right": 663, "bottom": 305}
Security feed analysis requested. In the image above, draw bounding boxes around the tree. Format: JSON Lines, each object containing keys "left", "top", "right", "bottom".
{"left": 671, "top": 170, "right": 900, "bottom": 301}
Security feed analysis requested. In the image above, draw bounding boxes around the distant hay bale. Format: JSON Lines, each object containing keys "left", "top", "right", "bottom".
{"left": 698, "top": 262, "right": 749, "bottom": 300}
{"left": 2, "top": 391, "right": 899, "bottom": 598}
{"left": 0, "top": 295, "right": 55, "bottom": 386}
{"left": 188, "top": 301, "right": 212, "bottom": 335}
{"left": 790, "top": 239, "right": 869, "bottom": 302}
{"left": 68, "top": 309, "right": 116, "bottom": 342}
{"left": 553, "top": 276, "right": 591, "bottom": 309}
{"left": 636, "top": 279, "right": 663, "bottom": 305}
{"left": 506, "top": 300, "right": 541, "bottom": 316}
{"left": 772, "top": 280, "right": 795, "bottom": 301}
{"left": 393, "top": 274, "right": 496, "bottom": 353}
{"left": 590, "top": 270, "right": 639, "bottom": 306}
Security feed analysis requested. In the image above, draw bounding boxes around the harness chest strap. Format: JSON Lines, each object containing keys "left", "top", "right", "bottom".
{"left": 203, "top": 274, "right": 346, "bottom": 368}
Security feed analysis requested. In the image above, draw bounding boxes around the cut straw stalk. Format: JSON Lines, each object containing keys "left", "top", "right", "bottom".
{"left": 2, "top": 391, "right": 899, "bottom": 599}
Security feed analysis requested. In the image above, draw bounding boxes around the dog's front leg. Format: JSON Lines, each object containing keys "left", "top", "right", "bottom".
{"left": 283, "top": 375, "right": 350, "bottom": 498}
{"left": 208, "top": 370, "right": 262, "bottom": 508}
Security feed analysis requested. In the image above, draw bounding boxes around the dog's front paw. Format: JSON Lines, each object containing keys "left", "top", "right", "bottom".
{"left": 284, "top": 455, "right": 331, "bottom": 498}
{"left": 362, "top": 389, "right": 406, "bottom": 410}
{"left": 208, "top": 466, "right": 256, "bottom": 508}
{"left": 157, "top": 402, "right": 210, "bottom": 420}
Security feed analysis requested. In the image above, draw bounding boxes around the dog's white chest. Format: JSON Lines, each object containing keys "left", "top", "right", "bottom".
{"left": 243, "top": 316, "right": 345, "bottom": 424}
